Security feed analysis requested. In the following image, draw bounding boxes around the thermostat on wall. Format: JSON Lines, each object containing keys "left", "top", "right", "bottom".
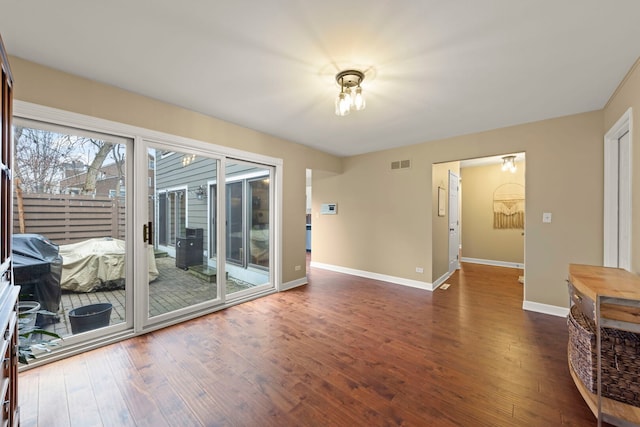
{"left": 320, "top": 203, "right": 337, "bottom": 215}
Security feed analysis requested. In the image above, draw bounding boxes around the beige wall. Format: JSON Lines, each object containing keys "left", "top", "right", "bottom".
{"left": 9, "top": 56, "right": 342, "bottom": 284}
{"left": 432, "top": 161, "right": 460, "bottom": 281}
{"left": 312, "top": 150, "right": 434, "bottom": 278}
{"left": 313, "top": 111, "right": 604, "bottom": 308}
{"left": 604, "top": 58, "right": 640, "bottom": 274}
{"left": 13, "top": 53, "right": 631, "bottom": 309}
{"left": 461, "top": 162, "right": 525, "bottom": 264}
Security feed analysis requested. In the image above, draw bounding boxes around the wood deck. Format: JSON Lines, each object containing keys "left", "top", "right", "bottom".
{"left": 44, "top": 257, "right": 253, "bottom": 337}
{"left": 19, "top": 261, "right": 603, "bottom": 426}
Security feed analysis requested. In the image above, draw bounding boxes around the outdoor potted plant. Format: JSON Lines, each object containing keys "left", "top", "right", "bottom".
{"left": 18, "top": 301, "right": 61, "bottom": 364}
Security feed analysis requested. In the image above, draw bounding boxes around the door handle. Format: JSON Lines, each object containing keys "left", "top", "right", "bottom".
{"left": 143, "top": 221, "right": 153, "bottom": 243}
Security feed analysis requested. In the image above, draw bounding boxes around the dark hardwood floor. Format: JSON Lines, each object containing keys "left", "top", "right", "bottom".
{"left": 19, "top": 261, "right": 601, "bottom": 426}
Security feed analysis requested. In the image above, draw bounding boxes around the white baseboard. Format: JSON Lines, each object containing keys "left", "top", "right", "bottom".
{"left": 522, "top": 300, "right": 569, "bottom": 317}
{"left": 461, "top": 257, "right": 524, "bottom": 269}
{"left": 310, "top": 261, "right": 434, "bottom": 291}
{"left": 432, "top": 270, "right": 455, "bottom": 290}
{"left": 279, "top": 277, "right": 308, "bottom": 291}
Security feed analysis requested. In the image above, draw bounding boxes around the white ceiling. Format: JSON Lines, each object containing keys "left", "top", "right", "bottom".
{"left": 1, "top": 1, "right": 639, "bottom": 157}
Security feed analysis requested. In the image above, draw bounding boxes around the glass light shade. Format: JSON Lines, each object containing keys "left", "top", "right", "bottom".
{"left": 501, "top": 157, "right": 516, "bottom": 173}
{"left": 335, "top": 92, "right": 350, "bottom": 116}
{"left": 353, "top": 86, "right": 365, "bottom": 111}
{"left": 344, "top": 87, "right": 353, "bottom": 107}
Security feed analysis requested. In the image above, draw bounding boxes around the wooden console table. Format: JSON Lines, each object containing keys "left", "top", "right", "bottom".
{"left": 568, "top": 264, "right": 640, "bottom": 427}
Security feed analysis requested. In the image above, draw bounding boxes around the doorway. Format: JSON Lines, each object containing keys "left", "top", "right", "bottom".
{"left": 432, "top": 153, "right": 526, "bottom": 290}
{"left": 458, "top": 153, "right": 525, "bottom": 270}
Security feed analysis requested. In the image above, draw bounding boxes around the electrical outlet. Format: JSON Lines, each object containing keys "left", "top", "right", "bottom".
{"left": 416, "top": 267, "right": 424, "bottom": 273}
{"left": 294, "top": 265, "right": 301, "bottom": 271}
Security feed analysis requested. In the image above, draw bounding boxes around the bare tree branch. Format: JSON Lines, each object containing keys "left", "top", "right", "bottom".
{"left": 82, "top": 140, "right": 113, "bottom": 194}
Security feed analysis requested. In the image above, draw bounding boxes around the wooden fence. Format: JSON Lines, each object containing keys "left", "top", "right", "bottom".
{"left": 13, "top": 194, "right": 126, "bottom": 245}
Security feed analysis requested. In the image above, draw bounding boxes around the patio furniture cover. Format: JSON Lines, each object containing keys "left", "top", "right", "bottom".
{"left": 59, "top": 237, "right": 158, "bottom": 292}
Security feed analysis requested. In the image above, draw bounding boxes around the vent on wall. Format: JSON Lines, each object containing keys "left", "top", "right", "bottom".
{"left": 391, "top": 159, "right": 411, "bottom": 170}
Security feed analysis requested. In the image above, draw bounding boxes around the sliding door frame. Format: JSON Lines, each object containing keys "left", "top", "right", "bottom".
{"left": 14, "top": 101, "right": 283, "bottom": 365}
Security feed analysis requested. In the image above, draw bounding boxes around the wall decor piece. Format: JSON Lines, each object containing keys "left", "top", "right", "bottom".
{"left": 493, "top": 183, "right": 524, "bottom": 229}
{"left": 438, "top": 187, "right": 446, "bottom": 217}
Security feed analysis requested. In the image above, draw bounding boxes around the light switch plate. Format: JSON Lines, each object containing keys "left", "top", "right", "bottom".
{"left": 542, "top": 212, "right": 552, "bottom": 223}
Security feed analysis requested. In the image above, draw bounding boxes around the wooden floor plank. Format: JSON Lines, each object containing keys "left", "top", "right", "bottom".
{"left": 18, "top": 369, "right": 39, "bottom": 427}
{"left": 104, "top": 344, "right": 171, "bottom": 427}
{"left": 19, "top": 261, "right": 607, "bottom": 426}
{"left": 84, "top": 351, "right": 137, "bottom": 427}
{"left": 63, "top": 354, "right": 103, "bottom": 427}
{"left": 34, "top": 358, "right": 70, "bottom": 427}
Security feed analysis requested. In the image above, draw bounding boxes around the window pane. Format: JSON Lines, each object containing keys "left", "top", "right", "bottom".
{"left": 226, "top": 181, "right": 243, "bottom": 264}
{"left": 12, "top": 121, "right": 130, "bottom": 340}
{"left": 224, "top": 160, "right": 271, "bottom": 295}
{"left": 150, "top": 148, "right": 220, "bottom": 318}
{"left": 249, "top": 178, "right": 269, "bottom": 267}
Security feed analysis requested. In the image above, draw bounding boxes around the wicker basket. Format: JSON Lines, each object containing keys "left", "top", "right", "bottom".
{"left": 567, "top": 304, "right": 640, "bottom": 407}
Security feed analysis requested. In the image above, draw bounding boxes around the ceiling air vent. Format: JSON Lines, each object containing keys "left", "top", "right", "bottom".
{"left": 391, "top": 159, "right": 411, "bottom": 170}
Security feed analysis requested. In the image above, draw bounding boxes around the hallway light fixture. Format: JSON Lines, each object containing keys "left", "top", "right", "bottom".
{"left": 501, "top": 155, "right": 517, "bottom": 173}
{"left": 335, "top": 69, "right": 366, "bottom": 116}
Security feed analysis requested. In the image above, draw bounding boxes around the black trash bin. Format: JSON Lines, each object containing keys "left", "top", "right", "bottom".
{"left": 68, "top": 303, "right": 112, "bottom": 334}
{"left": 12, "top": 234, "right": 63, "bottom": 326}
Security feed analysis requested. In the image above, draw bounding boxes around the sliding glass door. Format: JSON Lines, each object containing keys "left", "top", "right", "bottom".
{"left": 13, "top": 117, "right": 133, "bottom": 342}
{"left": 13, "top": 103, "right": 282, "bottom": 362}
{"left": 144, "top": 144, "right": 223, "bottom": 324}
{"left": 223, "top": 160, "right": 272, "bottom": 298}
{"left": 226, "top": 181, "right": 244, "bottom": 265}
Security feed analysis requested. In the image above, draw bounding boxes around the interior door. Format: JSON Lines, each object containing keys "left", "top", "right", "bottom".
{"left": 448, "top": 171, "right": 460, "bottom": 274}
{"left": 617, "top": 131, "right": 631, "bottom": 270}
{"left": 604, "top": 111, "right": 631, "bottom": 271}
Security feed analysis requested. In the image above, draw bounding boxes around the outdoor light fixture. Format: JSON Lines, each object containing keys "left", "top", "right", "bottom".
{"left": 194, "top": 185, "right": 206, "bottom": 200}
{"left": 335, "top": 69, "right": 366, "bottom": 116}
{"left": 182, "top": 154, "right": 196, "bottom": 167}
{"left": 501, "top": 155, "right": 517, "bottom": 173}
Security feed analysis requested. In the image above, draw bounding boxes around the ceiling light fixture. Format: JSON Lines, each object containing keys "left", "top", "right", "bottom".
{"left": 501, "top": 155, "right": 517, "bottom": 173}
{"left": 335, "top": 69, "right": 365, "bottom": 116}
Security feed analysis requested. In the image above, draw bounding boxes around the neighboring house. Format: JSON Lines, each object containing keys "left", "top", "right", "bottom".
{"left": 155, "top": 151, "right": 271, "bottom": 280}
{"left": 59, "top": 155, "right": 155, "bottom": 198}
{"left": 59, "top": 160, "right": 124, "bottom": 197}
